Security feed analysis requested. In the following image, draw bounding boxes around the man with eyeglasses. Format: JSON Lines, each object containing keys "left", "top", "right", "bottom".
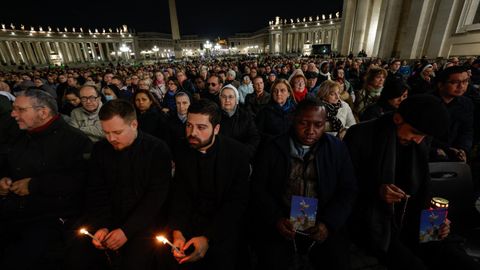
{"left": 69, "top": 85, "right": 105, "bottom": 142}
{"left": 1, "top": 89, "right": 92, "bottom": 269}
{"left": 200, "top": 75, "right": 223, "bottom": 105}
{"left": 431, "top": 66, "right": 473, "bottom": 162}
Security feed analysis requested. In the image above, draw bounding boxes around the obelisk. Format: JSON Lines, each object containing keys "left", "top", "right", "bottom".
{"left": 168, "top": 0, "right": 181, "bottom": 58}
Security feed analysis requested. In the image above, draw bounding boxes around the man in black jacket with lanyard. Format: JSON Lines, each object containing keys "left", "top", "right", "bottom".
{"left": 65, "top": 99, "right": 172, "bottom": 270}
{"left": 251, "top": 98, "right": 357, "bottom": 270}
{"left": 168, "top": 99, "right": 250, "bottom": 270}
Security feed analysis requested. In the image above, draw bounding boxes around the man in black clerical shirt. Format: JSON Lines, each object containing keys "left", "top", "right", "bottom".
{"left": 168, "top": 99, "right": 249, "bottom": 270}
{"left": 66, "top": 99, "right": 171, "bottom": 270}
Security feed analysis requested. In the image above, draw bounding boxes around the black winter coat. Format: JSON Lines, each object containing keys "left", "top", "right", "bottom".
{"left": 255, "top": 102, "right": 295, "bottom": 142}
{"left": 251, "top": 133, "right": 357, "bottom": 238}
{"left": 220, "top": 108, "right": 260, "bottom": 160}
{"left": 0, "top": 116, "right": 92, "bottom": 222}
{"left": 84, "top": 132, "right": 171, "bottom": 239}
{"left": 343, "top": 114, "right": 431, "bottom": 253}
{"left": 136, "top": 107, "right": 167, "bottom": 139}
{"left": 169, "top": 135, "right": 250, "bottom": 245}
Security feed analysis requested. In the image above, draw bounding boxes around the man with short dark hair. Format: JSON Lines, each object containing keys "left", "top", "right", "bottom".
{"left": 65, "top": 99, "right": 172, "bottom": 270}
{"left": 245, "top": 76, "right": 271, "bottom": 117}
{"left": 344, "top": 94, "right": 479, "bottom": 270}
{"left": 387, "top": 60, "right": 404, "bottom": 82}
{"left": 169, "top": 99, "right": 249, "bottom": 270}
{"left": 251, "top": 98, "right": 357, "bottom": 269}
{"left": 69, "top": 85, "right": 104, "bottom": 142}
{"left": 1, "top": 89, "right": 92, "bottom": 269}
{"left": 200, "top": 75, "right": 223, "bottom": 105}
{"left": 431, "top": 66, "right": 473, "bottom": 162}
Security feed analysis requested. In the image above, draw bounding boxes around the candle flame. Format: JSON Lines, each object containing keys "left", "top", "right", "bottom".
{"left": 156, "top": 235, "right": 167, "bottom": 244}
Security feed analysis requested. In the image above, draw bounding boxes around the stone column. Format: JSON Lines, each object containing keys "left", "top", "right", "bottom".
{"left": 398, "top": 0, "right": 436, "bottom": 59}
{"left": 72, "top": 43, "right": 82, "bottom": 62}
{"left": 98, "top": 43, "right": 106, "bottom": 61}
{"left": 63, "top": 42, "right": 73, "bottom": 63}
{"left": 291, "top": 33, "right": 296, "bottom": 52}
{"left": 25, "top": 42, "right": 38, "bottom": 65}
{"left": 105, "top": 43, "right": 111, "bottom": 61}
{"left": 23, "top": 42, "right": 34, "bottom": 65}
{"left": 0, "top": 42, "right": 9, "bottom": 64}
{"left": 5, "top": 41, "right": 19, "bottom": 65}
{"left": 80, "top": 43, "right": 89, "bottom": 61}
{"left": 338, "top": 0, "right": 357, "bottom": 55}
{"left": 54, "top": 42, "right": 64, "bottom": 63}
{"left": 72, "top": 43, "right": 79, "bottom": 62}
{"left": 426, "top": 0, "right": 459, "bottom": 58}
{"left": 16, "top": 42, "right": 30, "bottom": 65}
{"left": 269, "top": 33, "right": 274, "bottom": 54}
{"left": 33, "top": 42, "right": 45, "bottom": 64}
{"left": 295, "top": 32, "right": 299, "bottom": 52}
{"left": 169, "top": 0, "right": 182, "bottom": 58}
{"left": 352, "top": 0, "right": 371, "bottom": 54}
{"left": 58, "top": 42, "right": 67, "bottom": 63}
{"left": 89, "top": 42, "right": 97, "bottom": 61}
{"left": 113, "top": 43, "right": 118, "bottom": 60}
{"left": 41, "top": 42, "right": 51, "bottom": 64}
{"left": 286, "top": 33, "right": 290, "bottom": 52}
{"left": 0, "top": 42, "right": 12, "bottom": 64}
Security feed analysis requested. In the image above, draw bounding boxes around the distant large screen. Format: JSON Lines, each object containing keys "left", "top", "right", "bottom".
{"left": 312, "top": 44, "right": 331, "bottom": 55}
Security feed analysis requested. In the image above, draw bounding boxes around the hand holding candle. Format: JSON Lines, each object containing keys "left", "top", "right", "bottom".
{"left": 156, "top": 235, "right": 181, "bottom": 254}
{"left": 80, "top": 228, "right": 109, "bottom": 250}
{"left": 80, "top": 228, "right": 101, "bottom": 242}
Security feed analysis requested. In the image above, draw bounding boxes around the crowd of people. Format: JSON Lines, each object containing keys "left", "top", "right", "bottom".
{"left": 0, "top": 54, "right": 480, "bottom": 270}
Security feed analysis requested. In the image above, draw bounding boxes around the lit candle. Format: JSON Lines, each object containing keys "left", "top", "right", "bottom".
{"left": 431, "top": 197, "right": 449, "bottom": 209}
{"left": 156, "top": 235, "right": 181, "bottom": 253}
{"left": 79, "top": 228, "right": 101, "bottom": 242}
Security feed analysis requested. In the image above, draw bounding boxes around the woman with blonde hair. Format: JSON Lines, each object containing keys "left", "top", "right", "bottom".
{"left": 317, "top": 80, "right": 356, "bottom": 139}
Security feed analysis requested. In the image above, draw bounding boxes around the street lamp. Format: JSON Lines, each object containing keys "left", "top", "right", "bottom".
{"left": 152, "top": 45, "right": 159, "bottom": 60}
{"left": 204, "top": 40, "right": 212, "bottom": 57}
{"left": 119, "top": 44, "right": 130, "bottom": 62}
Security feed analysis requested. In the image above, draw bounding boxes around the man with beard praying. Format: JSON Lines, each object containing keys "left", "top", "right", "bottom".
{"left": 168, "top": 99, "right": 250, "bottom": 270}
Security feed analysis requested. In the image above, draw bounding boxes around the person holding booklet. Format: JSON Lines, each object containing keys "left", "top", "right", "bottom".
{"left": 251, "top": 97, "right": 357, "bottom": 270}
{"left": 344, "top": 94, "right": 480, "bottom": 270}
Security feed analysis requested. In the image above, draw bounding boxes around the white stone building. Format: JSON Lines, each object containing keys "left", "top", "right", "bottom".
{"left": 338, "top": 0, "right": 480, "bottom": 59}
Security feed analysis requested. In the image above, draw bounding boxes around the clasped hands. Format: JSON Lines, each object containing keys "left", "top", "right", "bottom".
{"left": 171, "top": 230, "right": 209, "bottom": 264}
{"left": 91, "top": 228, "right": 128, "bottom": 251}
{"left": 0, "top": 177, "right": 31, "bottom": 196}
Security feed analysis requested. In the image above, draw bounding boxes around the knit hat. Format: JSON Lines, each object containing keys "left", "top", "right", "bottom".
{"left": 397, "top": 94, "right": 449, "bottom": 141}
{"left": 220, "top": 84, "right": 240, "bottom": 105}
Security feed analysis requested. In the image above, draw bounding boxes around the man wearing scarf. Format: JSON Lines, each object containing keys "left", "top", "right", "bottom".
{"left": 1, "top": 89, "right": 92, "bottom": 269}
{"left": 251, "top": 98, "right": 357, "bottom": 270}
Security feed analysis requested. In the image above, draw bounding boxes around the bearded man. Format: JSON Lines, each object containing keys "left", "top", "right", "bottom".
{"left": 168, "top": 99, "right": 250, "bottom": 270}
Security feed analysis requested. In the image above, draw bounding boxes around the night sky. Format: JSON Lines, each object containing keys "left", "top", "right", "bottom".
{"left": 2, "top": 0, "right": 343, "bottom": 38}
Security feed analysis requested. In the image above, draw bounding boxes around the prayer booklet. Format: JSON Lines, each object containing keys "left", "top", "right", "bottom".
{"left": 290, "top": 195, "right": 318, "bottom": 233}
{"left": 419, "top": 208, "right": 448, "bottom": 243}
